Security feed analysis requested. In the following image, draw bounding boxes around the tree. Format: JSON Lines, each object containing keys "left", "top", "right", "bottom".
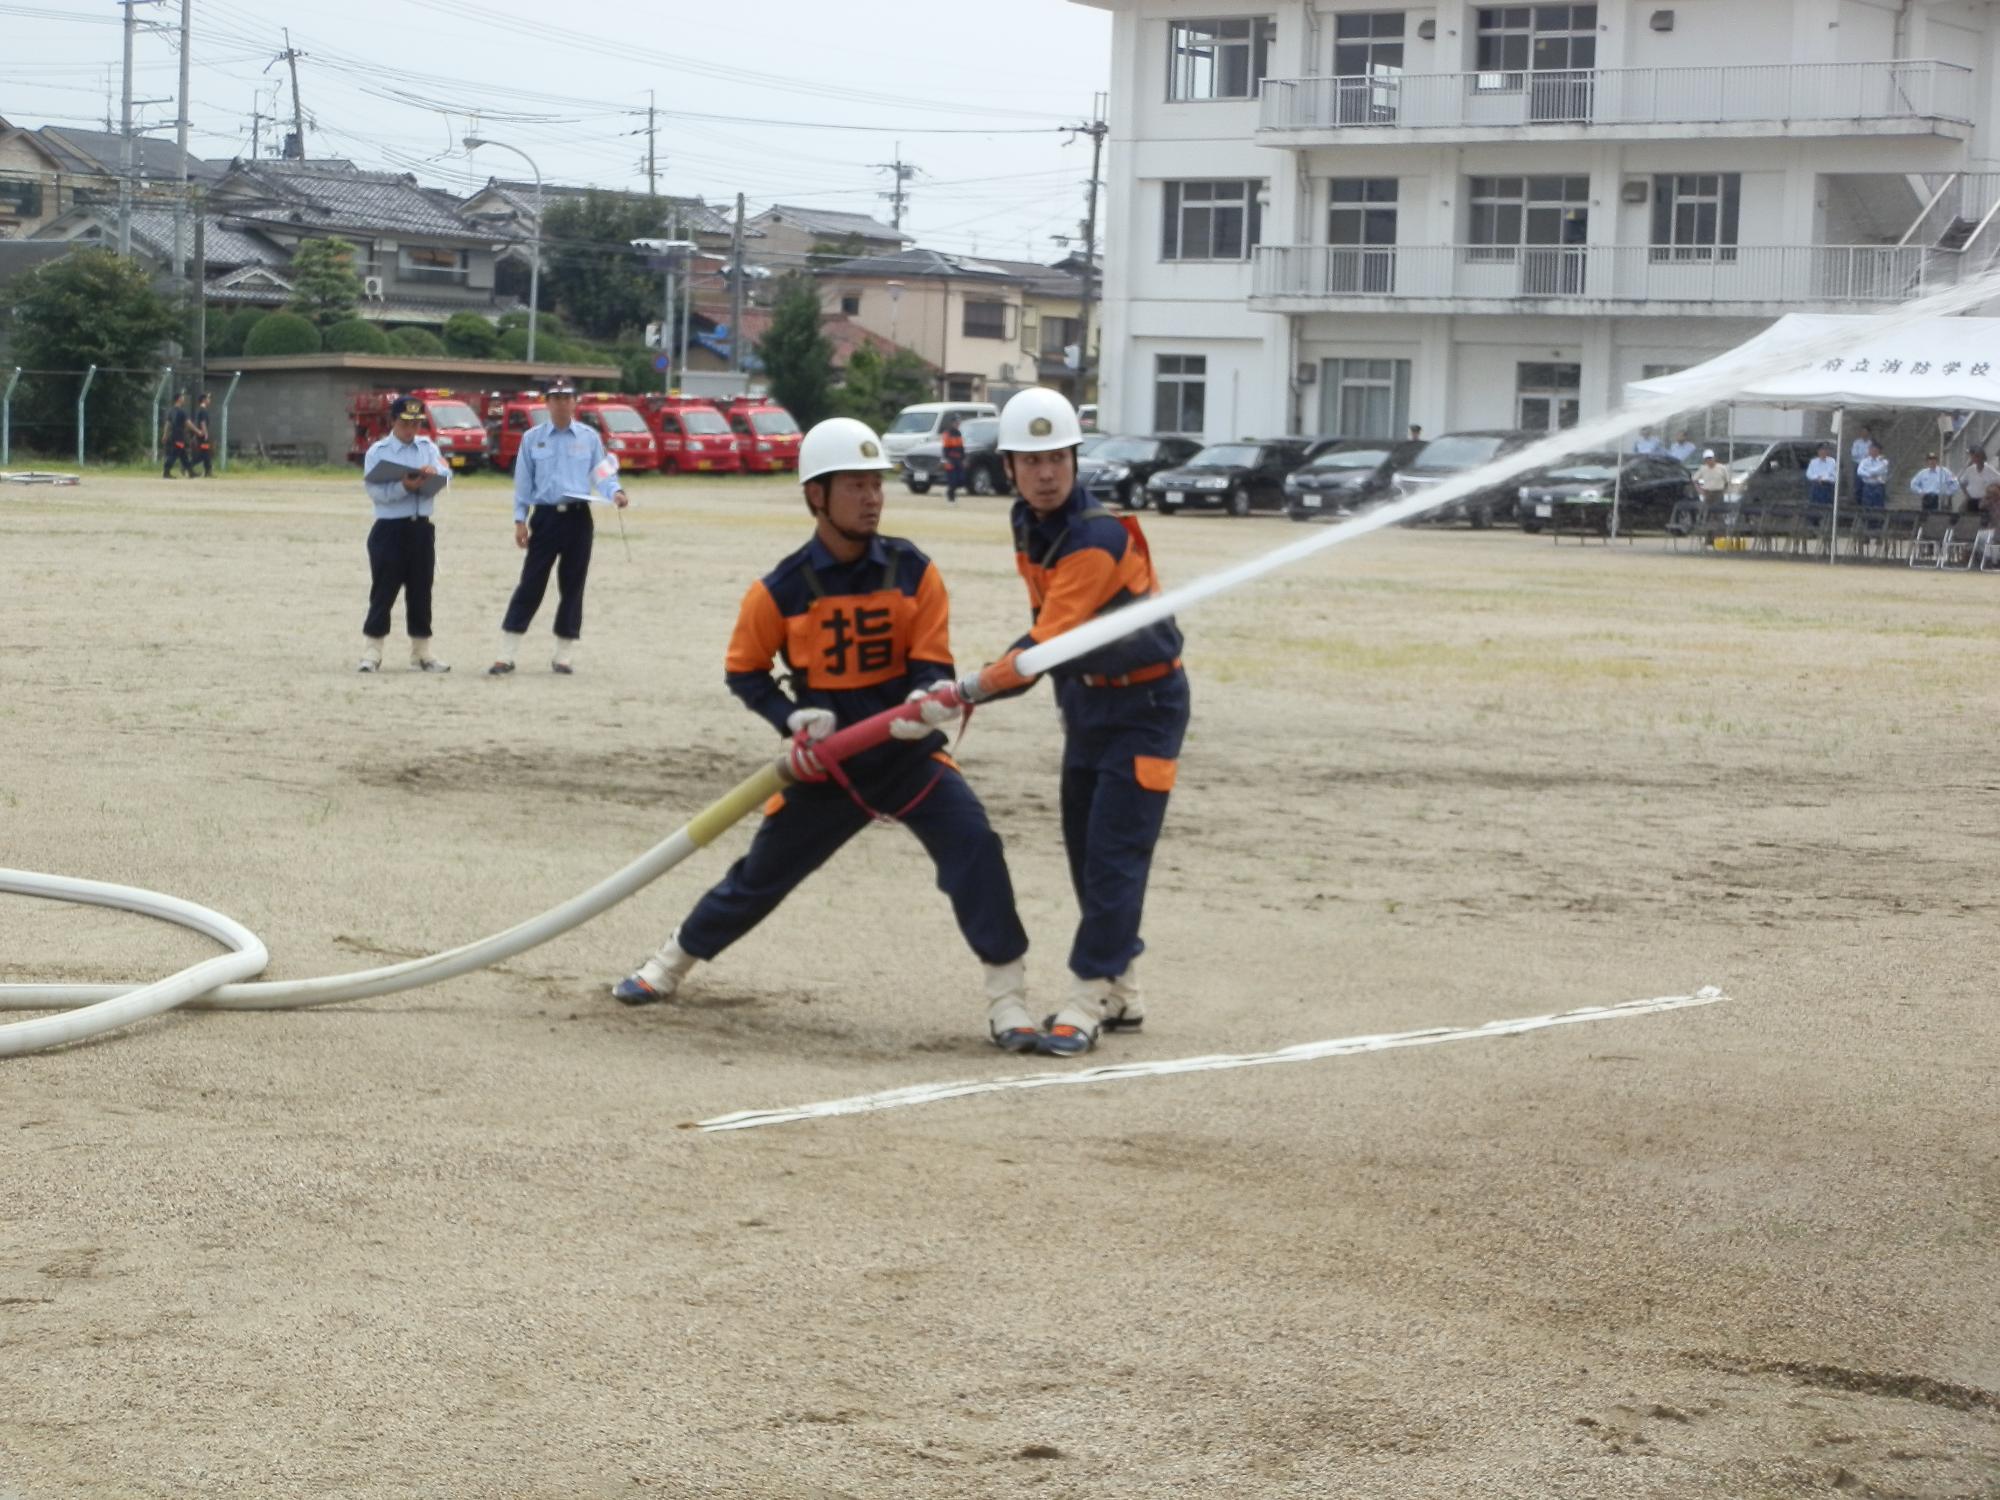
{"left": 442, "top": 312, "right": 500, "bottom": 359}
{"left": 756, "top": 274, "right": 833, "bottom": 428}
{"left": 387, "top": 326, "right": 446, "bottom": 357}
{"left": 831, "top": 344, "right": 934, "bottom": 432}
{"left": 244, "top": 312, "right": 322, "bottom": 355}
{"left": 215, "top": 306, "right": 267, "bottom": 356}
{"left": 287, "top": 238, "right": 363, "bottom": 327}
{"left": 542, "top": 191, "right": 670, "bottom": 341}
{"left": 0, "top": 247, "right": 179, "bottom": 458}
{"left": 324, "top": 317, "right": 390, "bottom": 354}
{"left": 808, "top": 231, "right": 868, "bottom": 267}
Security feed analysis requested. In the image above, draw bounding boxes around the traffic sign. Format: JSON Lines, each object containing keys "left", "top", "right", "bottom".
{"left": 654, "top": 354, "right": 671, "bottom": 372}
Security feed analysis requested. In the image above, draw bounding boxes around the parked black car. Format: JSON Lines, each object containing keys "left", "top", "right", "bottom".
{"left": 1515, "top": 452, "right": 1698, "bottom": 534}
{"left": 1147, "top": 439, "right": 1312, "bottom": 516}
{"left": 1284, "top": 439, "right": 1425, "bottom": 522}
{"left": 1079, "top": 435, "right": 1203, "bottom": 509}
{"left": 902, "top": 417, "right": 1011, "bottom": 496}
{"left": 1393, "top": 430, "right": 1542, "bottom": 527}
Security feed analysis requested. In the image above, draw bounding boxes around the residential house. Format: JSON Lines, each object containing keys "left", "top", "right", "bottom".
{"left": 0, "top": 122, "right": 69, "bottom": 237}
{"left": 0, "top": 118, "right": 222, "bottom": 239}
{"left": 750, "top": 204, "right": 912, "bottom": 274}
{"left": 205, "top": 159, "right": 518, "bottom": 327}
{"left": 31, "top": 203, "right": 290, "bottom": 311}
{"left": 817, "top": 247, "right": 1031, "bottom": 401}
{"left": 977, "top": 252, "right": 1101, "bottom": 401}
{"left": 1078, "top": 0, "right": 2000, "bottom": 444}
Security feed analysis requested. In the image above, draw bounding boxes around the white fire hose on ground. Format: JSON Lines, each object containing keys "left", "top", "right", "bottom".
{"left": 9, "top": 270, "right": 1998, "bottom": 1058}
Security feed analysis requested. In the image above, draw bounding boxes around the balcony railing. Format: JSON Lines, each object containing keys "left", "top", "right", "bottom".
{"left": 1251, "top": 244, "right": 1942, "bottom": 308}
{"left": 1259, "top": 59, "right": 1973, "bottom": 135}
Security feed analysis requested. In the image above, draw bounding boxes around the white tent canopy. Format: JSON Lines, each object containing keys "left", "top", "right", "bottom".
{"left": 1625, "top": 314, "right": 2000, "bottom": 413}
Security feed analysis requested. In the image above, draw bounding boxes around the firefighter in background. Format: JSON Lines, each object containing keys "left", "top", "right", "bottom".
{"left": 357, "top": 395, "right": 451, "bottom": 674}
{"left": 192, "top": 393, "right": 215, "bottom": 477}
{"left": 161, "top": 392, "right": 193, "bottom": 479}
{"left": 611, "top": 417, "right": 1038, "bottom": 1051}
{"left": 940, "top": 414, "right": 966, "bottom": 504}
{"left": 970, "top": 388, "right": 1190, "bottom": 1056}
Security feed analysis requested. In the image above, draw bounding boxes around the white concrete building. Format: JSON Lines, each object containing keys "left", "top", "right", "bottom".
{"left": 1075, "top": 0, "right": 2000, "bottom": 444}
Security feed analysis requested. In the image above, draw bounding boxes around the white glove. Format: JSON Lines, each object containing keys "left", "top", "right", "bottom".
{"left": 786, "top": 707, "right": 836, "bottom": 742}
{"left": 888, "top": 684, "right": 961, "bottom": 741}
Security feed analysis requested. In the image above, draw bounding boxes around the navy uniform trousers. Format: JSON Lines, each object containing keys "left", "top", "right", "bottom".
{"left": 1054, "top": 668, "right": 1191, "bottom": 980}
{"left": 503, "top": 504, "right": 594, "bottom": 639}
{"left": 677, "top": 755, "right": 1027, "bottom": 968}
{"left": 363, "top": 516, "right": 436, "bottom": 639}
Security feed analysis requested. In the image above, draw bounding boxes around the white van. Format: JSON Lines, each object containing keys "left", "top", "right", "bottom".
{"left": 882, "top": 401, "right": 999, "bottom": 460}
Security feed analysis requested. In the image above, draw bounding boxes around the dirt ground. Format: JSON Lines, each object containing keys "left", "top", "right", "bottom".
{"left": 2, "top": 468, "right": 1996, "bottom": 1499}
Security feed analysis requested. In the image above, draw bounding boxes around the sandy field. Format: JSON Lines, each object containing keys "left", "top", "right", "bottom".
{"left": 2, "top": 467, "right": 1996, "bottom": 1499}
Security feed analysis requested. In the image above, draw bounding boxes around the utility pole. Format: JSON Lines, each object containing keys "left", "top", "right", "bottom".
{"left": 872, "top": 144, "right": 917, "bottom": 231}
{"left": 1071, "top": 96, "right": 1108, "bottom": 406}
{"left": 730, "top": 192, "right": 746, "bottom": 374}
{"left": 117, "top": 0, "right": 137, "bottom": 258}
{"left": 646, "top": 90, "right": 657, "bottom": 195}
{"left": 276, "top": 29, "right": 307, "bottom": 160}
{"left": 192, "top": 191, "right": 207, "bottom": 399}
{"left": 172, "top": 0, "right": 191, "bottom": 286}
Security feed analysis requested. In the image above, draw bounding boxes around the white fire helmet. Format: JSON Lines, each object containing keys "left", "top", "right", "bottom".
{"left": 799, "top": 417, "right": 896, "bottom": 485}
{"left": 998, "top": 388, "right": 1084, "bottom": 453}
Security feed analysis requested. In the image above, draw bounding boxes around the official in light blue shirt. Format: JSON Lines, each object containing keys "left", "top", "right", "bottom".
{"left": 1857, "top": 445, "right": 1891, "bottom": 508}
{"left": 1806, "top": 445, "right": 1838, "bottom": 506}
{"left": 1633, "top": 428, "right": 1664, "bottom": 456}
{"left": 1850, "top": 429, "right": 1876, "bottom": 471}
{"left": 1668, "top": 432, "right": 1699, "bottom": 465}
{"left": 494, "top": 379, "right": 630, "bottom": 675}
{"left": 1910, "top": 454, "right": 1960, "bottom": 512}
{"left": 358, "top": 396, "right": 450, "bottom": 674}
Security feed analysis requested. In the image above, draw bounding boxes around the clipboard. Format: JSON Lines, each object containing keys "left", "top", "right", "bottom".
{"left": 366, "top": 459, "right": 448, "bottom": 498}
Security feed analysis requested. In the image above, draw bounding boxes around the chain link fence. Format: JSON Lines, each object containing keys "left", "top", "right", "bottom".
{"left": 0, "top": 366, "right": 242, "bottom": 470}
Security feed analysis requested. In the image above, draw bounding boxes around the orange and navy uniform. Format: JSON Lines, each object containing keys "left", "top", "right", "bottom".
{"left": 941, "top": 426, "right": 967, "bottom": 480}
{"left": 673, "top": 530, "right": 1027, "bottom": 968}
{"left": 1001, "top": 483, "right": 1190, "bottom": 983}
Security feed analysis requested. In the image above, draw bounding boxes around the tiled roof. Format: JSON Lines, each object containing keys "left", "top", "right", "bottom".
{"left": 756, "top": 203, "right": 911, "bottom": 245}
{"left": 726, "top": 309, "right": 933, "bottom": 372}
{"left": 817, "top": 247, "right": 1026, "bottom": 283}
{"left": 0, "top": 240, "right": 74, "bottom": 286}
{"left": 218, "top": 161, "right": 475, "bottom": 238}
{"left": 972, "top": 256, "right": 1085, "bottom": 299}
{"left": 33, "top": 126, "right": 227, "bottom": 183}
{"left": 125, "top": 207, "right": 286, "bottom": 267}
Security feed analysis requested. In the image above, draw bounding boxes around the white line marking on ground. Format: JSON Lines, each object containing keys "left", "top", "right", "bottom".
{"left": 694, "top": 986, "right": 1729, "bottom": 1133}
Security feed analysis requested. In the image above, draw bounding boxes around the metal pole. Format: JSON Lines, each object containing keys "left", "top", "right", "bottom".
{"left": 1, "top": 367, "right": 20, "bottom": 467}
{"left": 117, "top": 0, "right": 136, "bottom": 258}
{"left": 216, "top": 369, "right": 241, "bottom": 472}
{"left": 1830, "top": 406, "right": 1844, "bottom": 565}
{"left": 148, "top": 366, "right": 171, "bottom": 465}
{"left": 1076, "top": 98, "right": 1106, "bottom": 406}
{"left": 661, "top": 258, "right": 673, "bottom": 395}
{"left": 679, "top": 241, "right": 694, "bottom": 385}
{"left": 173, "top": 0, "right": 190, "bottom": 285}
{"left": 466, "top": 139, "right": 540, "bottom": 362}
{"left": 75, "top": 365, "right": 98, "bottom": 468}
{"left": 730, "top": 192, "right": 746, "bottom": 375}
{"left": 1611, "top": 455, "right": 1623, "bottom": 542}
{"left": 192, "top": 196, "right": 207, "bottom": 395}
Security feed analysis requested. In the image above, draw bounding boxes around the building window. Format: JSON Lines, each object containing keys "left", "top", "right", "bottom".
{"left": 1476, "top": 6, "right": 1596, "bottom": 74}
{"left": 1467, "top": 175, "right": 1588, "bottom": 259}
{"left": 1154, "top": 354, "right": 1207, "bottom": 433}
{"left": 840, "top": 293, "right": 861, "bottom": 315}
{"left": 1326, "top": 179, "right": 1399, "bottom": 292}
{"left": 1321, "top": 358, "right": 1411, "bottom": 439}
{"left": 1040, "top": 315, "right": 1082, "bottom": 358}
{"left": 398, "top": 245, "right": 470, "bottom": 284}
{"left": 945, "top": 376, "right": 978, "bottom": 401}
{"left": 1516, "top": 361, "right": 1581, "bottom": 431}
{"left": 962, "top": 299, "right": 1009, "bottom": 339}
{"left": 1162, "top": 180, "right": 1264, "bottom": 261}
{"left": 1331, "top": 11, "right": 1406, "bottom": 122}
{"left": 1651, "top": 174, "right": 1740, "bottom": 262}
{"left": 1166, "top": 17, "right": 1274, "bottom": 101}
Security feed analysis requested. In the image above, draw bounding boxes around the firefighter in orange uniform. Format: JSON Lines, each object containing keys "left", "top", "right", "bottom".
{"left": 970, "top": 388, "right": 1190, "bottom": 1056}
{"left": 940, "top": 414, "right": 967, "bottom": 504}
{"left": 612, "top": 418, "right": 1038, "bottom": 1050}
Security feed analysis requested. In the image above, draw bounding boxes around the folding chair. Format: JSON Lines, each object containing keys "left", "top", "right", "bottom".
{"left": 1946, "top": 525, "right": 1995, "bottom": 570}
{"left": 1909, "top": 512, "right": 1953, "bottom": 567}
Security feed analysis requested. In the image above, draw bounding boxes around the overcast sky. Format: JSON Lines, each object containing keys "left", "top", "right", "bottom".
{"left": 3, "top": 0, "right": 1112, "bottom": 260}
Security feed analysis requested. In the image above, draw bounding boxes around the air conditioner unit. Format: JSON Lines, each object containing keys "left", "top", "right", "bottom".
{"left": 1000, "top": 362, "right": 1017, "bottom": 382}
{"left": 363, "top": 275, "right": 385, "bottom": 300}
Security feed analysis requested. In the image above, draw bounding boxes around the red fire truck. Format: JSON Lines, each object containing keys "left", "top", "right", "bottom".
{"left": 487, "top": 392, "right": 548, "bottom": 473}
{"left": 346, "top": 388, "right": 490, "bottom": 471}
{"left": 574, "top": 394, "right": 663, "bottom": 473}
{"left": 636, "top": 395, "right": 743, "bottom": 474}
{"left": 711, "top": 396, "right": 802, "bottom": 473}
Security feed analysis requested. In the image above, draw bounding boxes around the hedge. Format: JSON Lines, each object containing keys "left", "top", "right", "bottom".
{"left": 242, "top": 311, "right": 323, "bottom": 356}
{"left": 323, "top": 318, "right": 391, "bottom": 354}
{"left": 387, "top": 326, "right": 447, "bottom": 357}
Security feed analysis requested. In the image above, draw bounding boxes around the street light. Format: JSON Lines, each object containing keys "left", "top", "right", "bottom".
{"left": 633, "top": 237, "right": 696, "bottom": 393}
{"left": 464, "top": 136, "right": 540, "bottom": 362}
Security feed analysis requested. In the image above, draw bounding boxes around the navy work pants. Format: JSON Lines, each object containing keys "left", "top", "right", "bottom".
{"left": 503, "top": 504, "right": 593, "bottom": 639}
{"left": 677, "top": 759, "right": 1028, "bottom": 968}
{"left": 1053, "top": 668, "right": 1191, "bottom": 980}
{"left": 363, "top": 516, "right": 435, "bottom": 639}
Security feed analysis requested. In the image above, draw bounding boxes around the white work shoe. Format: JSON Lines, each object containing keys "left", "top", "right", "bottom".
{"left": 357, "top": 635, "right": 385, "bottom": 673}
{"left": 1038, "top": 975, "right": 1111, "bottom": 1057}
{"left": 612, "top": 929, "right": 697, "bottom": 1005}
{"left": 984, "top": 958, "right": 1037, "bottom": 1053}
{"left": 410, "top": 639, "right": 449, "bottom": 673}
{"left": 552, "top": 637, "right": 578, "bottom": 675}
{"left": 1103, "top": 959, "right": 1145, "bottom": 1032}
{"left": 487, "top": 631, "right": 526, "bottom": 676}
